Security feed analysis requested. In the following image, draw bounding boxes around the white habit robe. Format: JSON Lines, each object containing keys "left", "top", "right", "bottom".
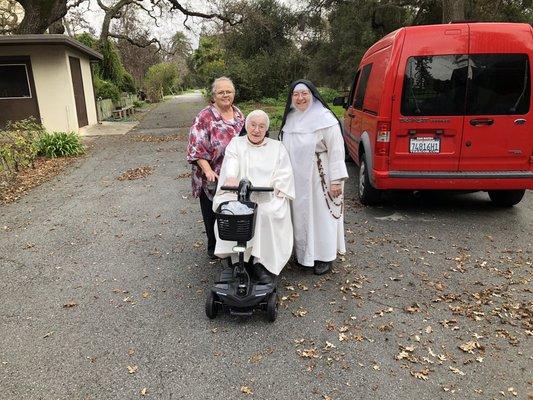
{"left": 282, "top": 102, "right": 348, "bottom": 267}
{"left": 213, "top": 136, "right": 295, "bottom": 275}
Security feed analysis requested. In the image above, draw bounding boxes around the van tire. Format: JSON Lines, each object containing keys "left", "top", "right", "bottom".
{"left": 488, "top": 189, "right": 525, "bottom": 207}
{"left": 358, "top": 156, "right": 381, "bottom": 205}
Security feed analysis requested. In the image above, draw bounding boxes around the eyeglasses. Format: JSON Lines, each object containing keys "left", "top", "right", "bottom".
{"left": 216, "top": 90, "right": 234, "bottom": 96}
{"left": 292, "top": 91, "right": 311, "bottom": 98}
{"left": 248, "top": 122, "right": 267, "bottom": 131}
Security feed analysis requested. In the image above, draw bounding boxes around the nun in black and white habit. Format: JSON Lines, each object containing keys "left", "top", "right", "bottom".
{"left": 279, "top": 80, "right": 348, "bottom": 275}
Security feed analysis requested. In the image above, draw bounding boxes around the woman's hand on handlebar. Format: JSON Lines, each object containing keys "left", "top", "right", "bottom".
{"left": 197, "top": 159, "right": 218, "bottom": 182}
{"left": 204, "top": 169, "right": 218, "bottom": 182}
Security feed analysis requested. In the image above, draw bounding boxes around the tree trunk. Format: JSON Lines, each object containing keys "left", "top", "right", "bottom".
{"left": 100, "top": 14, "right": 112, "bottom": 43}
{"left": 442, "top": 0, "right": 465, "bottom": 23}
{"left": 15, "top": 0, "right": 67, "bottom": 34}
{"left": 48, "top": 19, "right": 65, "bottom": 34}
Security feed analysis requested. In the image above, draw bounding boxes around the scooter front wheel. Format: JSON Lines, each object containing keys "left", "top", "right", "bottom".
{"left": 205, "top": 291, "right": 218, "bottom": 319}
{"left": 266, "top": 292, "right": 278, "bottom": 322}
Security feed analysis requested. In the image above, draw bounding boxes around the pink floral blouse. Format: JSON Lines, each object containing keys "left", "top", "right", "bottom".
{"left": 186, "top": 104, "right": 245, "bottom": 199}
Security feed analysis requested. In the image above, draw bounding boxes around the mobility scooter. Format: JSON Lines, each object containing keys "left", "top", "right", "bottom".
{"left": 205, "top": 178, "right": 279, "bottom": 322}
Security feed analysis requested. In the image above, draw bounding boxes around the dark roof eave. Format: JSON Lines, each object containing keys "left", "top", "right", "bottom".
{"left": 0, "top": 34, "right": 103, "bottom": 60}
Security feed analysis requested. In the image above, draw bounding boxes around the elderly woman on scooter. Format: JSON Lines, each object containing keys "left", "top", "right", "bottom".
{"left": 213, "top": 110, "right": 295, "bottom": 284}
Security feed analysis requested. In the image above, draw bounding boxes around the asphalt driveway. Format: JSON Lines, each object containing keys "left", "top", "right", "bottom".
{"left": 0, "top": 93, "right": 531, "bottom": 400}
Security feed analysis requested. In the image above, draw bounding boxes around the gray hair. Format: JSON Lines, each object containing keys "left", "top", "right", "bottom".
{"left": 245, "top": 109, "right": 270, "bottom": 131}
{"left": 211, "top": 76, "right": 235, "bottom": 96}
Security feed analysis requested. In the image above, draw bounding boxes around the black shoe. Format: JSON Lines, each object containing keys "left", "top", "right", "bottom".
{"left": 207, "top": 249, "right": 217, "bottom": 260}
{"left": 314, "top": 261, "right": 331, "bottom": 275}
{"left": 253, "top": 263, "right": 273, "bottom": 284}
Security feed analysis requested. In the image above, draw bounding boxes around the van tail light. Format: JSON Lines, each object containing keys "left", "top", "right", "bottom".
{"left": 376, "top": 122, "right": 391, "bottom": 156}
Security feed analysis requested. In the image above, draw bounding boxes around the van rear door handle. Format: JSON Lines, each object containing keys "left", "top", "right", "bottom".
{"left": 469, "top": 118, "right": 494, "bottom": 126}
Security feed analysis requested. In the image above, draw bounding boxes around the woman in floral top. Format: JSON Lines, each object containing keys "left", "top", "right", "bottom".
{"left": 186, "top": 77, "right": 245, "bottom": 259}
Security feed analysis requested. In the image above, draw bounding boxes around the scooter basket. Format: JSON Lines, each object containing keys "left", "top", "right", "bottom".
{"left": 215, "top": 201, "right": 258, "bottom": 242}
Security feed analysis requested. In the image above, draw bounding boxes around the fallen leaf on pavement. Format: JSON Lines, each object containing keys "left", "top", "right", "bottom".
{"left": 449, "top": 366, "right": 465, "bottom": 376}
{"left": 63, "top": 300, "right": 78, "bottom": 308}
{"left": 127, "top": 365, "right": 138, "bottom": 374}
{"left": 117, "top": 166, "right": 153, "bottom": 181}
{"left": 411, "top": 368, "right": 430, "bottom": 380}
{"left": 241, "top": 386, "right": 253, "bottom": 395}
{"left": 297, "top": 348, "right": 319, "bottom": 359}
{"left": 249, "top": 353, "right": 263, "bottom": 364}
{"left": 293, "top": 307, "right": 308, "bottom": 317}
{"left": 459, "top": 341, "right": 483, "bottom": 354}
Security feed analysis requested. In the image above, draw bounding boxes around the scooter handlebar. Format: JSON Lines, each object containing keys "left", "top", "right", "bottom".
{"left": 251, "top": 187, "right": 274, "bottom": 192}
{"left": 220, "top": 185, "right": 274, "bottom": 192}
{"left": 220, "top": 185, "right": 238, "bottom": 191}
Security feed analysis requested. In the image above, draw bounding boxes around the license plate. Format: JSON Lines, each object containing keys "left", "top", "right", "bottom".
{"left": 409, "top": 137, "right": 440, "bottom": 153}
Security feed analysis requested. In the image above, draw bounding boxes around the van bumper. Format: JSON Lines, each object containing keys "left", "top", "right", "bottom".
{"left": 373, "top": 170, "right": 533, "bottom": 190}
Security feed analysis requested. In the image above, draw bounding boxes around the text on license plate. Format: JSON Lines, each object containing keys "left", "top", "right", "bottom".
{"left": 409, "top": 138, "right": 440, "bottom": 153}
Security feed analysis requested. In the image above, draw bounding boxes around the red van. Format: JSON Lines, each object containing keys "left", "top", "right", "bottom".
{"left": 336, "top": 22, "right": 533, "bottom": 206}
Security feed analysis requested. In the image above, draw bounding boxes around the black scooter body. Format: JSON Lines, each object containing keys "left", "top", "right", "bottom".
{"left": 211, "top": 264, "right": 276, "bottom": 316}
{"left": 205, "top": 179, "right": 279, "bottom": 321}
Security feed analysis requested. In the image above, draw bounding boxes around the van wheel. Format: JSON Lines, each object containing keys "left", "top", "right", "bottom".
{"left": 358, "top": 156, "right": 381, "bottom": 206}
{"left": 488, "top": 190, "right": 525, "bottom": 207}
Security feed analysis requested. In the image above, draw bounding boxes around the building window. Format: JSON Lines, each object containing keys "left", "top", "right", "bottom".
{"left": 0, "top": 64, "right": 32, "bottom": 99}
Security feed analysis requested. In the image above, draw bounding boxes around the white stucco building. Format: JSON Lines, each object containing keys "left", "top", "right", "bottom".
{"left": 0, "top": 34, "right": 102, "bottom": 133}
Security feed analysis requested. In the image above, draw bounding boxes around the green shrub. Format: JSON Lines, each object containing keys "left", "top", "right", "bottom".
{"left": 318, "top": 87, "right": 342, "bottom": 103}
{"left": 37, "top": 132, "right": 85, "bottom": 158}
{"left": 120, "top": 72, "right": 136, "bottom": 94}
{"left": 0, "top": 117, "right": 45, "bottom": 174}
{"left": 94, "top": 76, "right": 121, "bottom": 102}
{"left": 144, "top": 62, "right": 183, "bottom": 102}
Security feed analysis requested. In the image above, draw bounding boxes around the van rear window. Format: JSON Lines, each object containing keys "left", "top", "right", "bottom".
{"left": 467, "top": 54, "right": 530, "bottom": 115}
{"left": 401, "top": 54, "right": 531, "bottom": 116}
{"left": 401, "top": 55, "right": 468, "bottom": 116}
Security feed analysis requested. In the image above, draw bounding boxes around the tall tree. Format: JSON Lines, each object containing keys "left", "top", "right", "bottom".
{"left": 13, "top": 0, "right": 80, "bottom": 34}
{"left": 11, "top": 0, "right": 243, "bottom": 35}
{"left": 442, "top": 0, "right": 465, "bottom": 22}
{"left": 0, "top": 0, "right": 23, "bottom": 33}
{"left": 114, "top": 6, "right": 163, "bottom": 85}
{"left": 217, "top": 0, "right": 306, "bottom": 100}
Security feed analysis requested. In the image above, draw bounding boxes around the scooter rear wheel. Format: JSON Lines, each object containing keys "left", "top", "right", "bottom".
{"left": 266, "top": 292, "right": 278, "bottom": 322}
{"left": 205, "top": 291, "right": 218, "bottom": 319}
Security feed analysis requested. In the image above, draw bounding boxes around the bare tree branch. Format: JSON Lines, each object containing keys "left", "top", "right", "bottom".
{"left": 108, "top": 32, "right": 163, "bottom": 52}
{"left": 164, "top": 0, "right": 242, "bottom": 26}
{"left": 131, "top": 0, "right": 159, "bottom": 26}
{"left": 96, "top": 0, "right": 111, "bottom": 12}
{"left": 67, "top": 0, "right": 89, "bottom": 10}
